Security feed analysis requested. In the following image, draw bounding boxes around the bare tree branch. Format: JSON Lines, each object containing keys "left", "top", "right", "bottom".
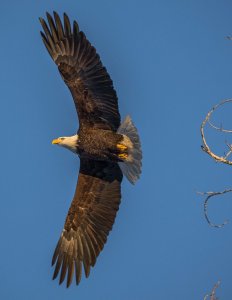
{"left": 198, "top": 190, "right": 231, "bottom": 228}
{"left": 208, "top": 119, "right": 232, "bottom": 133}
{"left": 201, "top": 99, "right": 232, "bottom": 164}
{"left": 223, "top": 142, "right": 232, "bottom": 159}
{"left": 204, "top": 281, "right": 221, "bottom": 300}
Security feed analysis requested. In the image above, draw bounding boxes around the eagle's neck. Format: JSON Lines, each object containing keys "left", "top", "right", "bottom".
{"left": 61, "top": 134, "right": 79, "bottom": 153}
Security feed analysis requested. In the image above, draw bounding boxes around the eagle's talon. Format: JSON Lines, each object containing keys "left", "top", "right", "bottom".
{"left": 117, "top": 144, "right": 127, "bottom": 151}
{"left": 118, "top": 153, "right": 128, "bottom": 160}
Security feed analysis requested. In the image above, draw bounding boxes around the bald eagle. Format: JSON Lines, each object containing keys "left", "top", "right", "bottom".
{"left": 39, "top": 12, "right": 142, "bottom": 287}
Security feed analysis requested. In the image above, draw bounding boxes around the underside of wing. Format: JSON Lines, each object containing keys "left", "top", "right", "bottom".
{"left": 40, "top": 12, "right": 121, "bottom": 131}
{"left": 52, "top": 158, "right": 123, "bottom": 287}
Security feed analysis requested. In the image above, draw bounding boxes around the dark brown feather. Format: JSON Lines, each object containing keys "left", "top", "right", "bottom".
{"left": 40, "top": 32, "right": 53, "bottom": 59}
{"left": 52, "top": 237, "right": 62, "bottom": 266}
{"left": 40, "top": 12, "right": 120, "bottom": 131}
{"left": 54, "top": 12, "right": 65, "bottom": 40}
{"left": 64, "top": 13, "right": 71, "bottom": 37}
{"left": 46, "top": 12, "right": 58, "bottom": 43}
{"left": 75, "top": 259, "right": 82, "bottom": 285}
{"left": 59, "top": 254, "right": 68, "bottom": 284}
{"left": 53, "top": 251, "right": 64, "bottom": 280}
{"left": 67, "top": 258, "right": 74, "bottom": 288}
{"left": 39, "top": 18, "right": 54, "bottom": 49}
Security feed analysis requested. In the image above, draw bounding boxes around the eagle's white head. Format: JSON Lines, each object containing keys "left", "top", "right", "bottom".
{"left": 52, "top": 134, "right": 79, "bottom": 153}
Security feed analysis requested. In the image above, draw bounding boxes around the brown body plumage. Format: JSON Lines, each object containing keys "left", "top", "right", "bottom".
{"left": 40, "top": 11, "right": 142, "bottom": 288}
{"left": 77, "top": 128, "right": 124, "bottom": 161}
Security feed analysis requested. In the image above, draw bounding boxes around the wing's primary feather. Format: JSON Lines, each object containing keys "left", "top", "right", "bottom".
{"left": 52, "top": 158, "right": 123, "bottom": 287}
{"left": 40, "top": 12, "right": 120, "bottom": 131}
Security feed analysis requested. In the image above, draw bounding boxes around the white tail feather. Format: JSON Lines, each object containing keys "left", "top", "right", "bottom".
{"left": 117, "top": 116, "right": 142, "bottom": 184}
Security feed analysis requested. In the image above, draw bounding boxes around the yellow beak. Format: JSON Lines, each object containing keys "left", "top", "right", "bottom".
{"left": 52, "top": 138, "right": 60, "bottom": 145}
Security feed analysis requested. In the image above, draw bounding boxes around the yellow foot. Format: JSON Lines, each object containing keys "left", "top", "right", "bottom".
{"left": 117, "top": 144, "right": 127, "bottom": 151}
{"left": 118, "top": 153, "right": 128, "bottom": 160}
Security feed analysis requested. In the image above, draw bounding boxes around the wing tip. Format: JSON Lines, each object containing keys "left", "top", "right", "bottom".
{"left": 46, "top": 11, "right": 52, "bottom": 18}
{"left": 52, "top": 271, "right": 58, "bottom": 280}
{"left": 73, "top": 20, "right": 80, "bottom": 34}
{"left": 38, "top": 17, "right": 44, "bottom": 25}
{"left": 53, "top": 10, "right": 59, "bottom": 17}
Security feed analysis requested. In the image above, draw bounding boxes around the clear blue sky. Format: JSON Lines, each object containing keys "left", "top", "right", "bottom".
{"left": 1, "top": 0, "right": 232, "bottom": 299}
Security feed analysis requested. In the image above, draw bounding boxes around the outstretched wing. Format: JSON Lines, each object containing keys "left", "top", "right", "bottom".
{"left": 40, "top": 12, "right": 121, "bottom": 131}
{"left": 52, "top": 158, "right": 123, "bottom": 287}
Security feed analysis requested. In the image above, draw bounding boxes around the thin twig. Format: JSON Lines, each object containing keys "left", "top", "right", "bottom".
{"left": 208, "top": 119, "right": 232, "bottom": 133}
{"left": 198, "top": 189, "right": 232, "bottom": 228}
{"left": 224, "top": 142, "right": 232, "bottom": 159}
{"left": 201, "top": 98, "right": 232, "bottom": 165}
{"left": 204, "top": 281, "right": 221, "bottom": 300}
